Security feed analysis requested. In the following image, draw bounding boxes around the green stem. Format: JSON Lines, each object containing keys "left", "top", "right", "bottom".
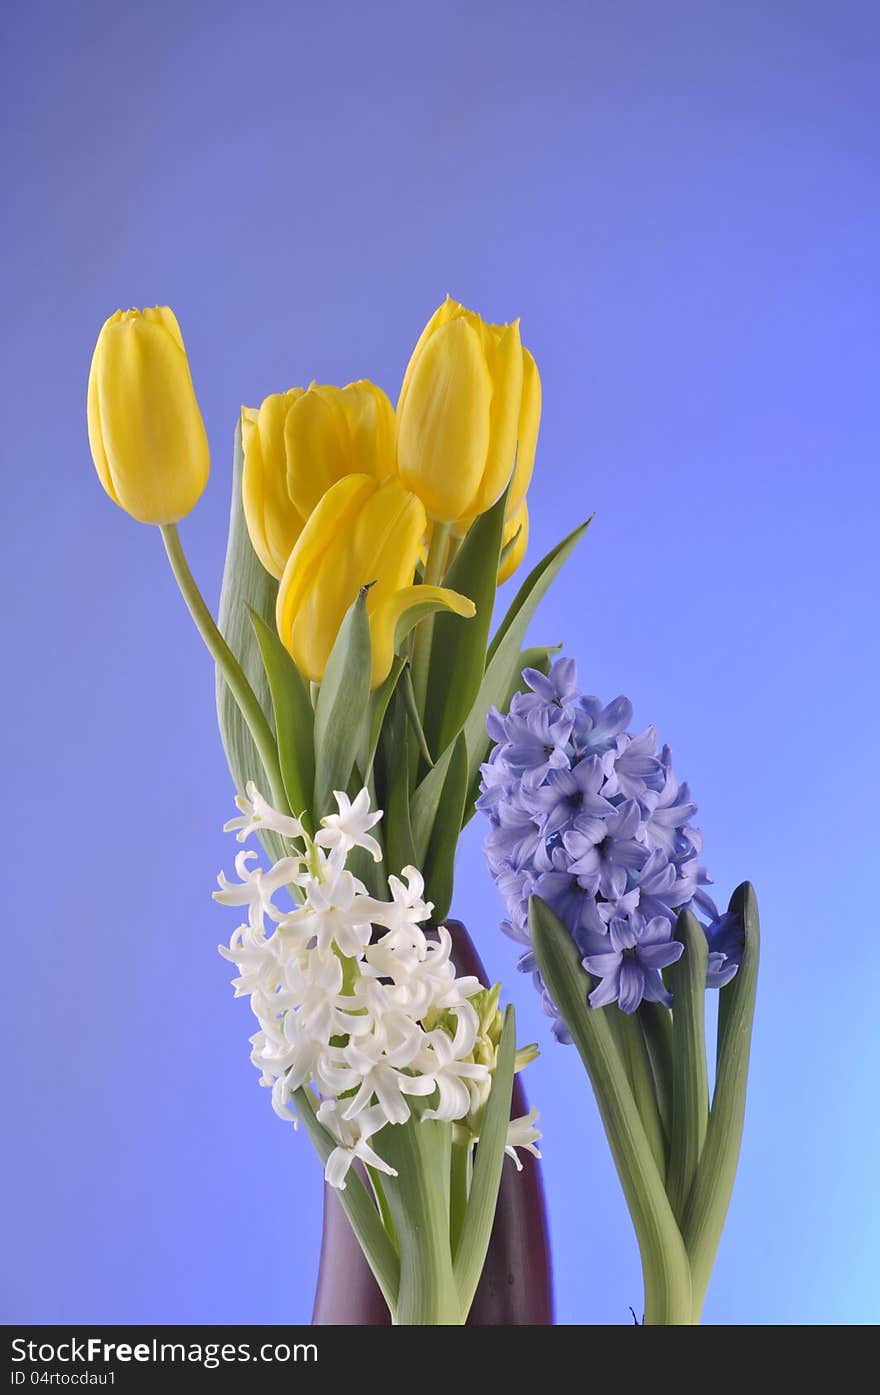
{"left": 294, "top": 1087, "right": 399, "bottom": 1313}
{"left": 638, "top": 1002, "right": 674, "bottom": 1136}
{"left": 449, "top": 1139, "right": 470, "bottom": 1257}
{"left": 618, "top": 1011, "right": 667, "bottom": 1184}
{"left": 683, "top": 883, "right": 760, "bottom": 1320}
{"left": 667, "top": 911, "right": 710, "bottom": 1226}
{"left": 380, "top": 1118, "right": 464, "bottom": 1325}
{"left": 400, "top": 664, "right": 435, "bottom": 768}
{"left": 411, "top": 522, "right": 451, "bottom": 717}
{"left": 160, "top": 524, "right": 287, "bottom": 810}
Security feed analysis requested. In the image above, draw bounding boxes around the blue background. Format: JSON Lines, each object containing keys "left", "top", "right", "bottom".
{"left": 3, "top": 0, "right": 878, "bottom": 1324}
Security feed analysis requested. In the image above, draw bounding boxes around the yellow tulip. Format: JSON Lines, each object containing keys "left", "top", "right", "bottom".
{"left": 87, "top": 307, "right": 209, "bottom": 524}
{"left": 276, "top": 474, "right": 475, "bottom": 688}
{"left": 241, "top": 380, "right": 395, "bottom": 578}
{"left": 396, "top": 296, "right": 539, "bottom": 527}
{"left": 498, "top": 501, "right": 529, "bottom": 584}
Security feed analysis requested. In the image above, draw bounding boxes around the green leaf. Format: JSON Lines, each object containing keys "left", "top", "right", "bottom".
{"left": 248, "top": 610, "right": 315, "bottom": 828}
{"left": 376, "top": 691, "right": 417, "bottom": 873}
{"left": 375, "top": 1116, "right": 461, "bottom": 1324}
{"left": 410, "top": 742, "right": 453, "bottom": 863}
{"left": 453, "top": 1005, "right": 516, "bottom": 1314}
{"left": 313, "top": 588, "right": 372, "bottom": 819}
{"left": 423, "top": 490, "right": 508, "bottom": 758}
{"left": 487, "top": 515, "right": 593, "bottom": 665}
{"left": 422, "top": 733, "right": 468, "bottom": 921}
{"left": 529, "top": 895, "right": 692, "bottom": 1325}
{"left": 682, "top": 882, "right": 760, "bottom": 1318}
{"left": 460, "top": 519, "right": 591, "bottom": 806}
{"left": 215, "top": 420, "right": 285, "bottom": 863}
{"left": 360, "top": 655, "right": 405, "bottom": 782}
{"left": 294, "top": 1086, "right": 399, "bottom": 1313}
{"left": 666, "top": 909, "right": 709, "bottom": 1224}
{"left": 461, "top": 642, "right": 561, "bottom": 825}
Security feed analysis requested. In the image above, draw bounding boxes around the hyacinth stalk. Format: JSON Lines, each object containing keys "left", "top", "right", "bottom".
{"left": 480, "top": 659, "right": 759, "bottom": 1322}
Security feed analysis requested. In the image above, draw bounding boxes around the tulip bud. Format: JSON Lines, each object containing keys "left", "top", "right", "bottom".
{"left": 87, "top": 307, "right": 210, "bottom": 525}
{"left": 241, "top": 380, "right": 395, "bottom": 579}
{"left": 276, "top": 474, "right": 474, "bottom": 688}
{"left": 397, "top": 296, "right": 540, "bottom": 528}
{"left": 498, "top": 500, "right": 529, "bottom": 584}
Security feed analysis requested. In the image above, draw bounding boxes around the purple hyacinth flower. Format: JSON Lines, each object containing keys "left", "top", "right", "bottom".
{"left": 525, "top": 754, "right": 615, "bottom": 836}
{"left": 572, "top": 694, "right": 633, "bottom": 758}
{"left": 582, "top": 915, "right": 684, "bottom": 1013}
{"left": 484, "top": 801, "right": 547, "bottom": 875}
{"left": 640, "top": 766, "right": 698, "bottom": 857}
{"left": 628, "top": 848, "right": 696, "bottom": 926}
{"left": 521, "top": 657, "right": 581, "bottom": 709}
{"left": 563, "top": 799, "right": 648, "bottom": 899}
{"left": 490, "top": 700, "right": 573, "bottom": 786}
{"left": 604, "top": 726, "right": 665, "bottom": 800}
{"left": 475, "top": 757, "right": 515, "bottom": 822}
{"left": 705, "top": 911, "right": 744, "bottom": 989}
{"left": 531, "top": 864, "right": 606, "bottom": 945}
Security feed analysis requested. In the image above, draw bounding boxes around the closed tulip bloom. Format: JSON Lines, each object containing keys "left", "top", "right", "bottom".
{"left": 498, "top": 501, "right": 529, "bottom": 584}
{"left": 397, "top": 296, "right": 537, "bottom": 527}
{"left": 276, "top": 475, "right": 474, "bottom": 687}
{"left": 87, "top": 307, "right": 209, "bottom": 524}
{"left": 242, "top": 380, "right": 395, "bottom": 579}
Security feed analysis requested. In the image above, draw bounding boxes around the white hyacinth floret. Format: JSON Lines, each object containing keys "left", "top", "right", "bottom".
{"left": 215, "top": 783, "right": 541, "bottom": 1188}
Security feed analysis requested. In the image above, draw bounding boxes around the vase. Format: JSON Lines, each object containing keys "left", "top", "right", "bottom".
{"left": 311, "top": 919, "right": 554, "bottom": 1325}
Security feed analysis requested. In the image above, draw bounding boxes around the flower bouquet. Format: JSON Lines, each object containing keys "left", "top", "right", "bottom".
{"left": 86, "top": 296, "right": 758, "bottom": 1325}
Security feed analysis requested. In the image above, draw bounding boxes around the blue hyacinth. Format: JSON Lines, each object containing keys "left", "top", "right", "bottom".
{"left": 478, "top": 657, "right": 742, "bottom": 1033}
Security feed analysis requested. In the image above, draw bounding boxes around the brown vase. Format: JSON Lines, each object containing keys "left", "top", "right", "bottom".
{"left": 311, "top": 919, "right": 554, "bottom": 1325}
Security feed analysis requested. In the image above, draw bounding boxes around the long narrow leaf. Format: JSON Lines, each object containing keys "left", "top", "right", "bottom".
{"left": 313, "top": 589, "right": 372, "bottom": 819}
{"left": 422, "top": 733, "right": 468, "bottom": 922}
{"left": 487, "top": 515, "right": 592, "bottom": 666}
{"left": 667, "top": 909, "right": 709, "bottom": 1223}
{"left": 360, "top": 656, "right": 405, "bottom": 782}
{"left": 453, "top": 1006, "right": 516, "bottom": 1314}
{"left": 249, "top": 610, "right": 315, "bottom": 827}
{"left": 294, "top": 1086, "right": 399, "bottom": 1312}
{"left": 462, "top": 521, "right": 591, "bottom": 803}
{"left": 215, "top": 421, "right": 285, "bottom": 861}
{"left": 423, "top": 490, "right": 508, "bottom": 758}
{"left": 682, "top": 883, "right": 759, "bottom": 1317}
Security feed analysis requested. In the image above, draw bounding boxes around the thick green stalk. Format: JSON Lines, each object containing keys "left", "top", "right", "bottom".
{"left": 683, "top": 884, "right": 760, "bottom": 1320}
{"left": 639, "top": 1001, "right": 674, "bottom": 1136}
{"left": 530, "top": 898, "right": 693, "bottom": 1324}
{"left": 379, "top": 1118, "right": 463, "bottom": 1325}
{"left": 294, "top": 1088, "right": 400, "bottom": 1313}
{"left": 411, "top": 521, "right": 451, "bottom": 717}
{"left": 160, "top": 524, "right": 287, "bottom": 810}
{"left": 449, "top": 1140, "right": 470, "bottom": 1257}
{"left": 667, "top": 910, "right": 710, "bottom": 1224}
{"left": 617, "top": 1011, "right": 667, "bottom": 1183}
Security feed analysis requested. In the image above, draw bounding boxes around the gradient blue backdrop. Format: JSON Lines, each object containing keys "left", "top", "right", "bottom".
{"left": 3, "top": 0, "right": 878, "bottom": 1325}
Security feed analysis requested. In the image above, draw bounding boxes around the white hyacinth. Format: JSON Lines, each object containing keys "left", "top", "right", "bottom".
{"left": 215, "top": 786, "right": 540, "bottom": 1189}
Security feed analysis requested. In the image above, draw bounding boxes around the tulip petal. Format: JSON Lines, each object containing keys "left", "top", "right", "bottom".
{"left": 397, "top": 316, "right": 493, "bottom": 522}
{"left": 508, "top": 347, "right": 541, "bottom": 516}
{"left": 370, "top": 584, "right": 476, "bottom": 689}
